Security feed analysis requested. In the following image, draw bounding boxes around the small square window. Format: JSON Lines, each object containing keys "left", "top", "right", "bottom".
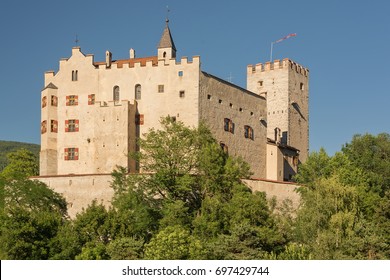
{"left": 179, "top": 91, "right": 185, "bottom": 98}
{"left": 178, "top": 71, "right": 183, "bottom": 77}
{"left": 219, "top": 99, "right": 222, "bottom": 104}
{"left": 258, "top": 80, "right": 263, "bottom": 87}
{"left": 207, "top": 94, "right": 211, "bottom": 100}
{"left": 158, "top": 85, "right": 164, "bottom": 93}
{"left": 229, "top": 103, "right": 233, "bottom": 108}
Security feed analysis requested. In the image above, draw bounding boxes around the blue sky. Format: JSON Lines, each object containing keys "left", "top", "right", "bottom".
{"left": 0, "top": 0, "right": 389, "bottom": 155}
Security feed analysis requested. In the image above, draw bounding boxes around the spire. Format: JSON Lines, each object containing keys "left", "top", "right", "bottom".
{"left": 158, "top": 19, "right": 176, "bottom": 51}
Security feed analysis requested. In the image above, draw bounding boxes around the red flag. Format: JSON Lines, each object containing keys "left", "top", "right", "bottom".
{"left": 274, "top": 33, "right": 297, "bottom": 43}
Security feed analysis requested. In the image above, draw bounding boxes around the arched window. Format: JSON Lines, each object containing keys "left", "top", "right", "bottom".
{"left": 135, "top": 84, "right": 141, "bottom": 100}
{"left": 113, "top": 86, "right": 120, "bottom": 102}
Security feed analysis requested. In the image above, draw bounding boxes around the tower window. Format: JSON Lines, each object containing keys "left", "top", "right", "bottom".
{"left": 244, "top": 125, "right": 254, "bottom": 140}
{"left": 88, "top": 94, "right": 95, "bottom": 105}
{"left": 41, "top": 120, "right": 47, "bottom": 134}
{"left": 113, "top": 86, "right": 120, "bottom": 102}
{"left": 158, "top": 85, "right": 164, "bottom": 93}
{"left": 51, "top": 95, "right": 58, "bottom": 106}
{"left": 258, "top": 80, "right": 263, "bottom": 87}
{"left": 135, "top": 84, "right": 141, "bottom": 100}
{"left": 300, "top": 82, "right": 304, "bottom": 90}
{"left": 42, "top": 96, "right": 47, "bottom": 108}
{"left": 51, "top": 120, "right": 58, "bottom": 133}
{"left": 179, "top": 91, "right": 185, "bottom": 98}
{"left": 65, "top": 119, "right": 79, "bottom": 132}
{"left": 224, "top": 118, "right": 235, "bottom": 133}
{"left": 64, "top": 148, "right": 79, "bottom": 161}
{"left": 66, "top": 95, "right": 78, "bottom": 106}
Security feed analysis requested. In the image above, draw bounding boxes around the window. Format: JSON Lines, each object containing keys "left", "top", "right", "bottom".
{"left": 135, "top": 114, "right": 144, "bottom": 125}
{"left": 113, "top": 86, "right": 120, "bottom": 102}
{"left": 258, "top": 80, "right": 263, "bottom": 87}
{"left": 66, "top": 95, "right": 78, "bottom": 106}
{"left": 218, "top": 99, "right": 222, "bottom": 104}
{"left": 42, "top": 96, "right": 47, "bottom": 108}
{"left": 179, "top": 91, "right": 185, "bottom": 98}
{"left": 220, "top": 142, "right": 228, "bottom": 154}
{"left": 207, "top": 94, "right": 211, "bottom": 100}
{"left": 88, "top": 94, "right": 95, "bottom": 105}
{"left": 41, "top": 120, "right": 47, "bottom": 134}
{"left": 51, "top": 120, "right": 58, "bottom": 133}
{"left": 178, "top": 71, "right": 183, "bottom": 77}
{"left": 224, "top": 118, "right": 235, "bottom": 133}
{"left": 72, "top": 70, "right": 78, "bottom": 81}
{"left": 65, "top": 119, "right": 79, "bottom": 132}
{"left": 64, "top": 148, "right": 79, "bottom": 160}
{"left": 51, "top": 95, "right": 58, "bottom": 106}
{"left": 300, "top": 82, "right": 304, "bottom": 90}
{"left": 244, "top": 125, "right": 254, "bottom": 140}
{"left": 135, "top": 84, "right": 141, "bottom": 100}
{"left": 158, "top": 85, "right": 164, "bottom": 93}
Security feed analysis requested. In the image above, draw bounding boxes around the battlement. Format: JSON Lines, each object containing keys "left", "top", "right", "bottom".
{"left": 247, "top": 58, "right": 309, "bottom": 77}
{"left": 95, "top": 55, "right": 200, "bottom": 70}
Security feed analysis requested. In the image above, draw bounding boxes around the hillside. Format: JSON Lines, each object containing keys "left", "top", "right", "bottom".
{"left": 0, "top": 140, "right": 40, "bottom": 171}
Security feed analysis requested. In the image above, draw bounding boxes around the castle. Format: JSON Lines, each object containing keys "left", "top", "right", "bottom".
{"left": 37, "top": 21, "right": 308, "bottom": 216}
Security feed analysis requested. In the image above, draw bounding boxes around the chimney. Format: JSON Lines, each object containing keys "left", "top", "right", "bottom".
{"left": 105, "top": 50, "right": 112, "bottom": 67}
{"left": 129, "top": 48, "right": 135, "bottom": 59}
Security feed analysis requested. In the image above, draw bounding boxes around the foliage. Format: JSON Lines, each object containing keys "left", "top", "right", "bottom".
{"left": 1, "top": 148, "right": 39, "bottom": 179}
{"left": 290, "top": 133, "right": 390, "bottom": 259}
{"left": 0, "top": 178, "right": 67, "bottom": 259}
{"left": 0, "top": 141, "right": 40, "bottom": 172}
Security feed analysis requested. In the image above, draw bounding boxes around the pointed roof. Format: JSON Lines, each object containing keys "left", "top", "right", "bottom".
{"left": 158, "top": 19, "right": 176, "bottom": 51}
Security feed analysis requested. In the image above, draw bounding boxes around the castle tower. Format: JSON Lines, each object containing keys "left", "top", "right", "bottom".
{"left": 157, "top": 19, "right": 176, "bottom": 62}
{"left": 247, "top": 58, "right": 309, "bottom": 167}
{"left": 40, "top": 81, "right": 58, "bottom": 175}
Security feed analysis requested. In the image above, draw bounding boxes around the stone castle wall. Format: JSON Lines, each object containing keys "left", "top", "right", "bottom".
{"left": 33, "top": 174, "right": 301, "bottom": 218}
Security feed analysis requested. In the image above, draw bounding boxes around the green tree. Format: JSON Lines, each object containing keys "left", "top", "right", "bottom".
{"left": 0, "top": 179, "right": 67, "bottom": 259}
{"left": 1, "top": 148, "right": 39, "bottom": 179}
{"left": 292, "top": 134, "right": 390, "bottom": 259}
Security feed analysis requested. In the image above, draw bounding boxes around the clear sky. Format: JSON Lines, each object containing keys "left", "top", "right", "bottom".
{"left": 0, "top": 0, "right": 389, "bottom": 155}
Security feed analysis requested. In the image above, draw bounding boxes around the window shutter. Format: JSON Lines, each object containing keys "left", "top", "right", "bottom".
{"left": 65, "top": 120, "right": 69, "bottom": 132}
{"left": 75, "top": 95, "right": 79, "bottom": 105}
{"left": 75, "top": 119, "right": 79, "bottom": 132}
{"left": 64, "top": 148, "right": 69, "bottom": 160}
{"left": 66, "top": 96, "right": 70, "bottom": 106}
{"left": 41, "top": 121, "right": 47, "bottom": 134}
{"left": 74, "top": 148, "right": 79, "bottom": 160}
{"left": 244, "top": 126, "right": 249, "bottom": 138}
{"left": 51, "top": 120, "right": 58, "bottom": 133}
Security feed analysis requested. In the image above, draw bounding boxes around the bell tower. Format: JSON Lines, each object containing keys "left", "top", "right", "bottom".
{"left": 157, "top": 19, "right": 177, "bottom": 63}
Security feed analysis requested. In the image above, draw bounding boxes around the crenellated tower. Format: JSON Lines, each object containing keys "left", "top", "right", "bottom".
{"left": 247, "top": 58, "right": 309, "bottom": 166}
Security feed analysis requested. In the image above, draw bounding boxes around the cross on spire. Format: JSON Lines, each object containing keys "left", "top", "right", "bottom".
{"left": 75, "top": 34, "right": 79, "bottom": 46}
{"left": 166, "top": 5, "right": 170, "bottom": 23}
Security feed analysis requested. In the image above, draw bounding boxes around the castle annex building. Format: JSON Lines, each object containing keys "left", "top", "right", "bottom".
{"left": 37, "top": 22, "right": 308, "bottom": 215}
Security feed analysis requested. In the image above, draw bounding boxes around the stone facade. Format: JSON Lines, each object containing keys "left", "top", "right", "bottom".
{"left": 37, "top": 22, "right": 309, "bottom": 214}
